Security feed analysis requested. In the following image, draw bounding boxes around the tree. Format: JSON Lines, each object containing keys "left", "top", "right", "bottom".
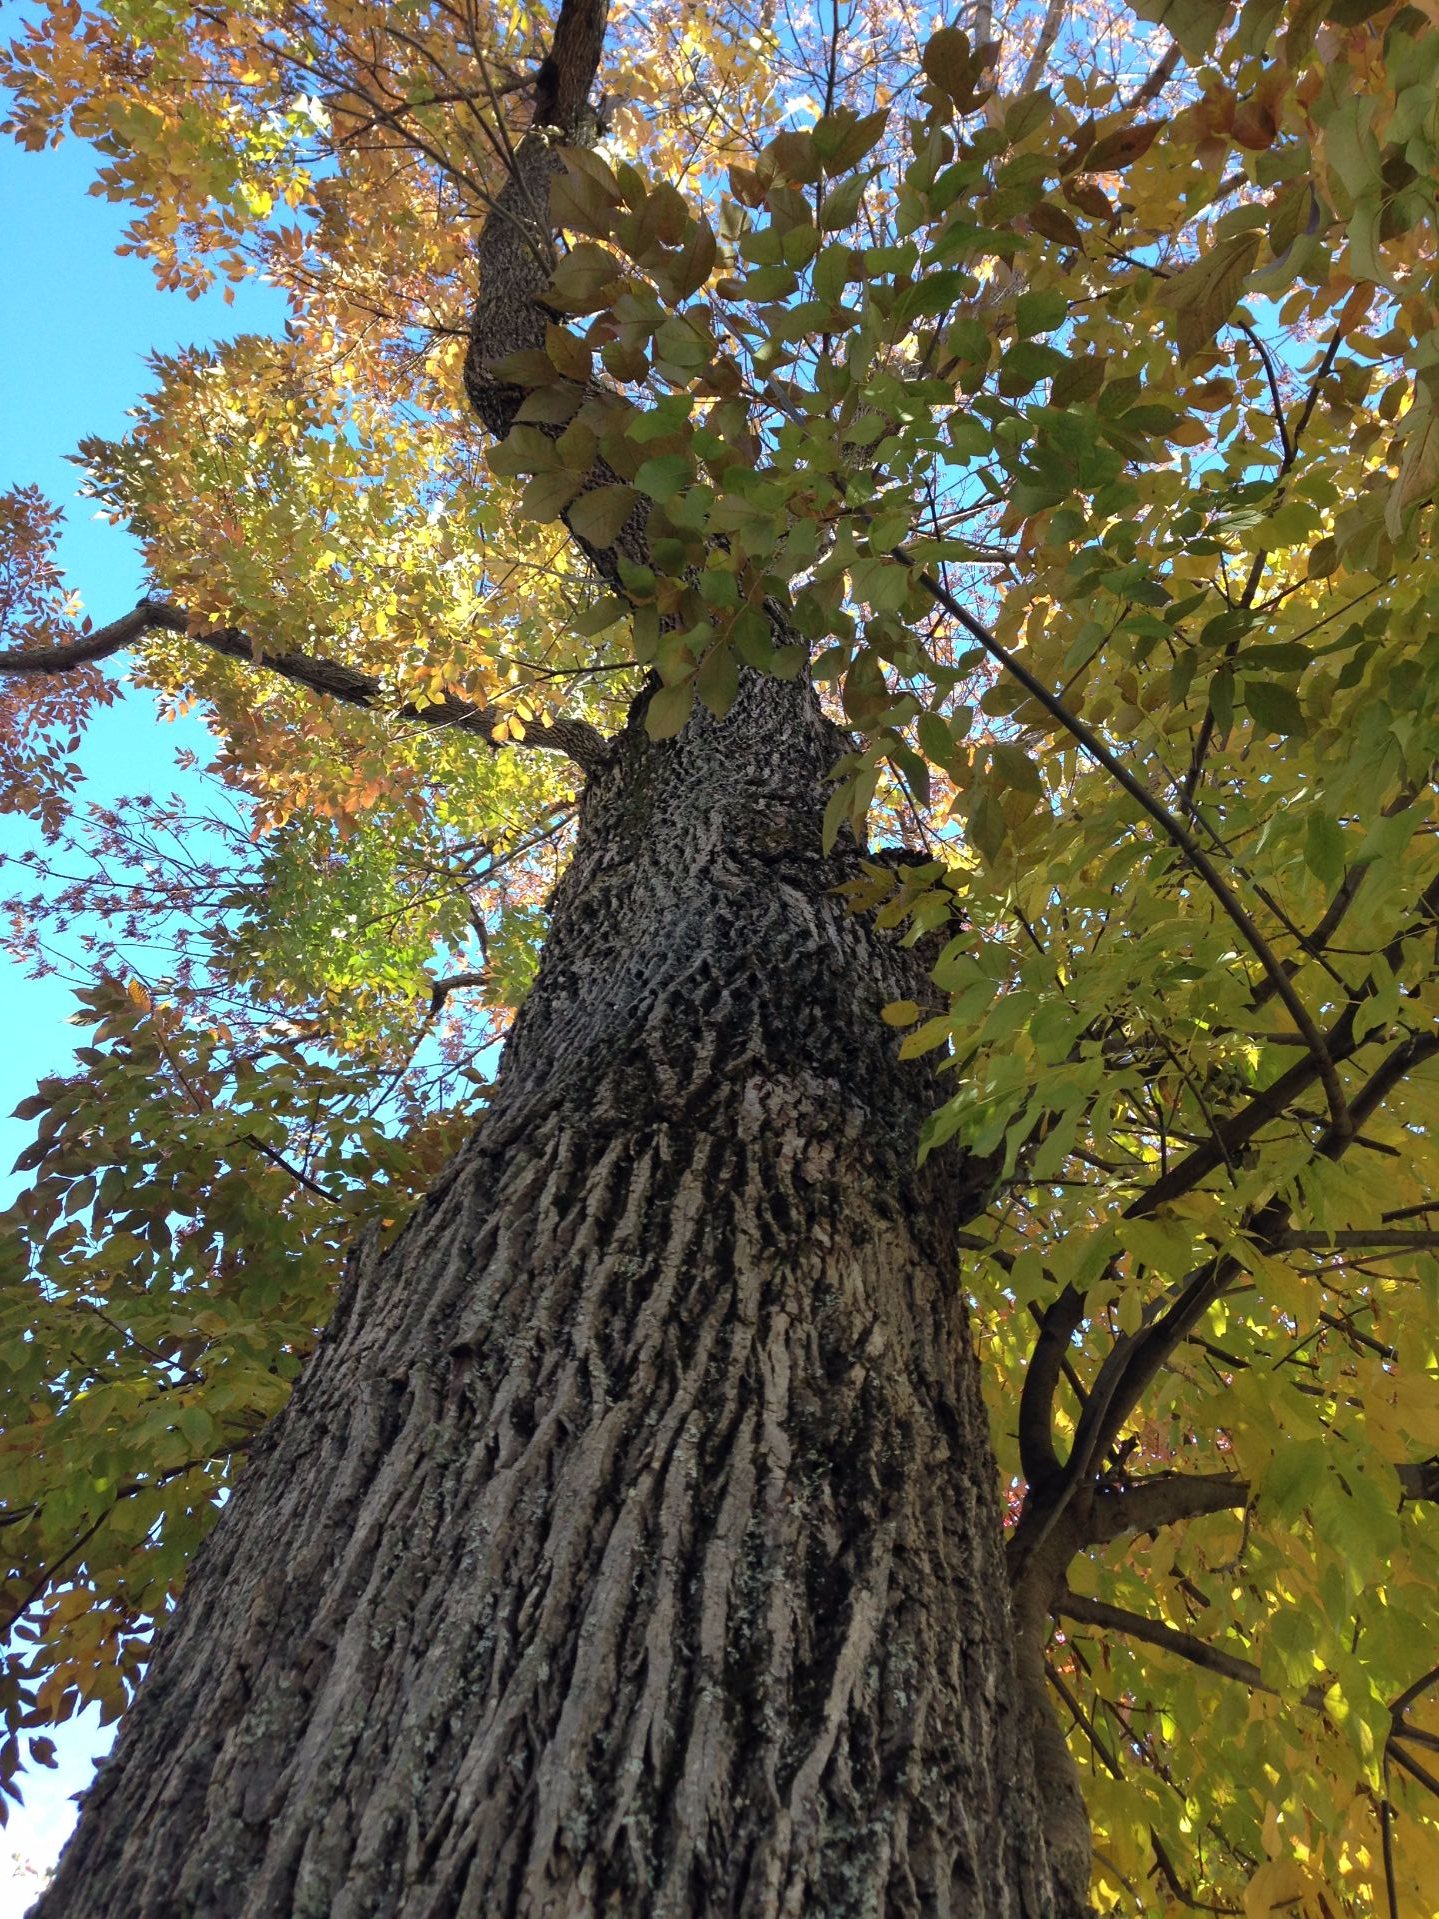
{"left": 3, "top": 0, "right": 1439, "bottom": 1911}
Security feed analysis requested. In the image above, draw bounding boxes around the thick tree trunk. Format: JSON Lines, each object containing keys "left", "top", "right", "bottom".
{"left": 36, "top": 671, "right": 1081, "bottom": 1918}
{"left": 36, "top": 6, "right": 1093, "bottom": 1908}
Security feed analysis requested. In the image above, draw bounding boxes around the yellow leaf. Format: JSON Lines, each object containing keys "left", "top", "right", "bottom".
{"left": 882, "top": 999, "right": 922, "bottom": 1027}
{"left": 1243, "top": 1856, "right": 1315, "bottom": 1917}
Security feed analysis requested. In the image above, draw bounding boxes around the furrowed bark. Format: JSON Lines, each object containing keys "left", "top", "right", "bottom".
{"left": 38, "top": 669, "right": 1075, "bottom": 1918}
{"left": 35, "top": 2, "right": 1090, "bottom": 1913}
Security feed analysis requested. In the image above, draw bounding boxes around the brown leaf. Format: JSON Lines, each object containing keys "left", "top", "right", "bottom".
{"left": 764, "top": 130, "right": 822, "bottom": 185}
{"left": 1062, "top": 178, "right": 1115, "bottom": 222}
{"left": 1029, "top": 202, "right": 1085, "bottom": 248}
{"left": 1231, "top": 99, "right": 1278, "bottom": 151}
{"left": 1082, "top": 122, "right": 1163, "bottom": 173}
{"left": 545, "top": 324, "right": 592, "bottom": 382}
{"left": 567, "top": 484, "right": 640, "bottom": 548}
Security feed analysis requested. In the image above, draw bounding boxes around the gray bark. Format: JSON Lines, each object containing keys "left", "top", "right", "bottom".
{"left": 35, "top": 671, "right": 1081, "bottom": 1919}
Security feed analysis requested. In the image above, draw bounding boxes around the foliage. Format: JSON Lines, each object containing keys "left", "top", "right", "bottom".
{"left": 5, "top": 0, "right": 1439, "bottom": 1910}
{"left": 0, "top": 975, "right": 470, "bottom": 1777}
{"left": 0, "top": 488, "right": 117, "bottom": 836}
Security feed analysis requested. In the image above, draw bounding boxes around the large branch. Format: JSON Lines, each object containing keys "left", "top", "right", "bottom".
{"left": 1086, "top": 1473, "right": 1250, "bottom": 1545}
{"left": 464, "top": 0, "right": 610, "bottom": 449}
{"left": 1057, "top": 1591, "right": 1325, "bottom": 1706}
{"left": 0, "top": 599, "right": 174, "bottom": 673}
{"left": 1076, "top": 1458, "right": 1439, "bottom": 1556}
{"left": 0, "top": 598, "right": 608, "bottom": 772}
{"left": 464, "top": 1, "right": 675, "bottom": 614}
{"left": 531, "top": 0, "right": 608, "bottom": 127}
{"left": 1018, "top": 1283, "right": 1084, "bottom": 1491}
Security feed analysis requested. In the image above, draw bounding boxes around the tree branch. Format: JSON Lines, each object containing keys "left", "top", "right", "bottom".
{"left": 239, "top": 1132, "right": 343, "bottom": 1205}
{"left": 1018, "top": 1283, "right": 1084, "bottom": 1491}
{"left": 1397, "top": 1459, "right": 1439, "bottom": 1502}
{"left": 1011, "top": 1026, "right": 1439, "bottom": 1594}
{"left": 1130, "top": 913, "right": 1439, "bottom": 1223}
{"left": 1063, "top": 1591, "right": 1439, "bottom": 1839}
{"left": 1018, "top": 0, "right": 1067, "bottom": 95}
{"left": 0, "top": 598, "right": 183, "bottom": 672}
{"left": 1127, "top": 40, "right": 1183, "bottom": 110}
{"left": 1148, "top": 1831, "right": 1241, "bottom": 1914}
{"left": 426, "top": 969, "right": 490, "bottom": 1016}
{"left": 1058, "top": 1590, "right": 1325, "bottom": 1705}
{"left": 1277, "top": 1229, "right": 1439, "bottom": 1253}
{"left": 0, "top": 598, "right": 610, "bottom": 773}
{"left": 1384, "top": 1739, "right": 1439, "bottom": 1803}
{"left": 1082, "top": 1459, "right": 1439, "bottom": 1548}
{"left": 1086, "top": 1473, "right": 1249, "bottom": 1546}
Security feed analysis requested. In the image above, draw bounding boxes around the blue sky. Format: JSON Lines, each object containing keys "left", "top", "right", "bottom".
{"left": 2, "top": 127, "right": 286, "bottom": 1190}
{"left": 1, "top": 127, "right": 284, "bottom": 1908}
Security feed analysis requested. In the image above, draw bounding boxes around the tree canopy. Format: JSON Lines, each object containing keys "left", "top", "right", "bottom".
{"left": 5, "top": 0, "right": 1439, "bottom": 1909}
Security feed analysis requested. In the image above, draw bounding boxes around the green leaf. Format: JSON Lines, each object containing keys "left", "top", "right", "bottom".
{"left": 567, "top": 485, "right": 639, "bottom": 548}
{"left": 922, "top": 27, "right": 976, "bottom": 102}
{"left": 850, "top": 555, "right": 913, "bottom": 614}
{"left": 1304, "top": 812, "right": 1346, "bottom": 888}
{"left": 696, "top": 643, "right": 739, "bottom": 718}
{"left": 1262, "top": 1440, "right": 1330, "bottom": 1522}
{"left": 819, "top": 173, "right": 869, "bottom": 230}
{"left": 517, "top": 469, "right": 583, "bottom": 523}
{"left": 969, "top": 790, "right": 1006, "bottom": 862}
{"left": 843, "top": 648, "right": 890, "bottom": 726}
{"left": 486, "top": 424, "right": 559, "bottom": 477}
{"left": 764, "top": 129, "right": 822, "bottom": 184}
{"left": 998, "top": 340, "right": 1066, "bottom": 396}
{"left": 550, "top": 160, "right": 618, "bottom": 241}
{"left": 812, "top": 107, "right": 888, "bottom": 173}
{"left": 1244, "top": 679, "right": 1305, "bottom": 735}
{"left": 1131, "top": 0, "right": 1230, "bottom": 59}
{"left": 991, "top": 741, "right": 1044, "bottom": 795}
{"left": 881, "top": 999, "right": 922, "bottom": 1027}
{"left": 645, "top": 681, "right": 693, "bottom": 739}
{"left": 918, "top": 711, "right": 953, "bottom": 764}
{"left": 654, "top": 315, "right": 712, "bottom": 374}
{"left": 635, "top": 454, "right": 695, "bottom": 502}
{"left": 813, "top": 243, "right": 858, "bottom": 302}
{"left": 659, "top": 219, "right": 718, "bottom": 302}
{"left": 1050, "top": 358, "right": 1106, "bottom": 408}
{"left": 546, "top": 242, "right": 623, "bottom": 313}
{"left": 1307, "top": 535, "right": 1339, "bottom": 579}
{"left": 1014, "top": 289, "right": 1068, "bottom": 337}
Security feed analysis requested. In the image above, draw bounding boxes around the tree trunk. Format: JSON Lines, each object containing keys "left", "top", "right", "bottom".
{"left": 36, "top": 6, "right": 1092, "bottom": 1907}
{"left": 36, "top": 670, "right": 1081, "bottom": 1918}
